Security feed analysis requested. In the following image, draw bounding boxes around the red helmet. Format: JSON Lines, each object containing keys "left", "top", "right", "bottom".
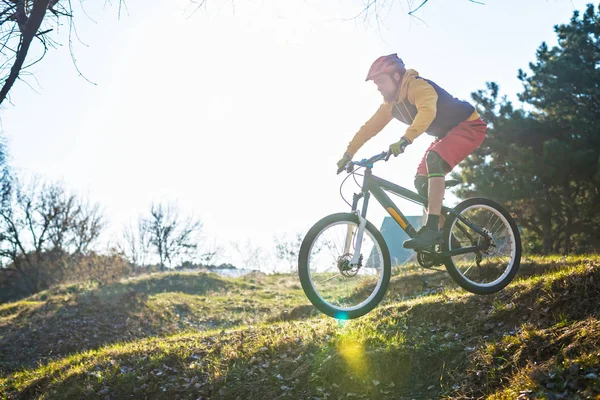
{"left": 365, "top": 54, "right": 406, "bottom": 81}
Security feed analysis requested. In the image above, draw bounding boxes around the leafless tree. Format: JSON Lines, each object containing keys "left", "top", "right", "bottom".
{"left": 0, "top": 136, "right": 9, "bottom": 211}
{"left": 274, "top": 232, "right": 303, "bottom": 272}
{"left": 120, "top": 217, "right": 151, "bottom": 268}
{"left": 197, "top": 238, "right": 223, "bottom": 266}
{"left": 0, "top": 0, "right": 125, "bottom": 105}
{"left": 0, "top": 0, "right": 485, "bottom": 105}
{"left": 231, "top": 238, "right": 266, "bottom": 272}
{"left": 0, "top": 175, "right": 104, "bottom": 294}
{"left": 187, "top": 0, "right": 485, "bottom": 24}
{"left": 353, "top": 0, "right": 484, "bottom": 22}
{"left": 274, "top": 231, "right": 327, "bottom": 273}
{"left": 142, "top": 201, "right": 203, "bottom": 271}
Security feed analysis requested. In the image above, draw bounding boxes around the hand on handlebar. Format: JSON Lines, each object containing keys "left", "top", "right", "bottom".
{"left": 336, "top": 152, "right": 352, "bottom": 175}
{"left": 336, "top": 148, "right": 399, "bottom": 175}
{"left": 388, "top": 137, "right": 410, "bottom": 157}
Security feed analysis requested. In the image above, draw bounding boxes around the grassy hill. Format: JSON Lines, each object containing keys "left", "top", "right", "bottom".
{"left": 1, "top": 255, "right": 599, "bottom": 399}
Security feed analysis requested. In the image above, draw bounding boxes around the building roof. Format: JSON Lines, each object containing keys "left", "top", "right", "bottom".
{"left": 379, "top": 215, "right": 423, "bottom": 266}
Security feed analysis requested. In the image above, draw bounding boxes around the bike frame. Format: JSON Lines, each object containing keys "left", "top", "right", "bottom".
{"left": 346, "top": 163, "right": 489, "bottom": 264}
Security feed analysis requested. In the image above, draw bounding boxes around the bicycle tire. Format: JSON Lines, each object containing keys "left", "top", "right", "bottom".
{"left": 442, "top": 197, "right": 522, "bottom": 294}
{"left": 298, "top": 213, "right": 391, "bottom": 319}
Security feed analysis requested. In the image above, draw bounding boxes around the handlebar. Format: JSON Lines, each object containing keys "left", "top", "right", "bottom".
{"left": 336, "top": 150, "right": 394, "bottom": 175}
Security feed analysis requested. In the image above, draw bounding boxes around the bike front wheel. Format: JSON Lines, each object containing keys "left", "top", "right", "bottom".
{"left": 442, "top": 197, "right": 522, "bottom": 294}
{"left": 298, "top": 213, "right": 391, "bottom": 319}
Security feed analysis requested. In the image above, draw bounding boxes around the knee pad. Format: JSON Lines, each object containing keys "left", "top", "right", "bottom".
{"left": 414, "top": 175, "right": 428, "bottom": 198}
{"left": 426, "top": 151, "right": 450, "bottom": 177}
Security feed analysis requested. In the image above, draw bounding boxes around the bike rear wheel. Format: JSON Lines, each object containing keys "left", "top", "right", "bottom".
{"left": 298, "top": 213, "right": 391, "bottom": 319}
{"left": 442, "top": 198, "right": 521, "bottom": 294}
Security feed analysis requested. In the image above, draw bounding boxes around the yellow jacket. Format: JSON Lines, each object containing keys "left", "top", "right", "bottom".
{"left": 345, "top": 69, "right": 479, "bottom": 156}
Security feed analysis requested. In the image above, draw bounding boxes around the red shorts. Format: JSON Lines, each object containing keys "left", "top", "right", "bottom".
{"left": 415, "top": 118, "right": 487, "bottom": 177}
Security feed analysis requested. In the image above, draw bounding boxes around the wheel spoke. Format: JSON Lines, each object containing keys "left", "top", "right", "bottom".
{"left": 306, "top": 219, "right": 386, "bottom": 312}
{"left": 487, "top": 216, "right": 502, "bottom": 236}
{"left": 462, "top": 264, "right": 474, "bottom": 276}
{"left": 491, "top": 218, "right": 506, "bottom": 238}
{"left": 317, "top": 273, "right": 342, "bottom": 285}
{"left": 448, "top": 203, "right": 519, "bottom": 289}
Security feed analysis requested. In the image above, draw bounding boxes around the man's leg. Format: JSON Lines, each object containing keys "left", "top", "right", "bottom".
{"left": 404, "top": 119, "right": 487, "bottom": 250}
{"left": 414, "top": 175, "right": 446, "bottom": 229}
{"left": 427, "top": 176, "right": 445, "bottom": 222}
{"left": 429, "top": 120, "right": 486, "bottom": 240}
{"left": 403, "top": 151, "right": 448, "bottom": 249}
{"left": 423, "top": 150, "right": 447, "bottom": 232}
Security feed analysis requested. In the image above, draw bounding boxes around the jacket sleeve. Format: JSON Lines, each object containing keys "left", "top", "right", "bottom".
{"left": 345, "top": 103, "right": 393, "bottom": 156}
{"left": 403, "top": 79, "right": 438, "bottom": 143}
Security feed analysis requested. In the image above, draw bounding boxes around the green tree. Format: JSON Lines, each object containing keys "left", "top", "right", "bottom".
{"left": 456, "top": 4, "right": 600, "bottom": 254}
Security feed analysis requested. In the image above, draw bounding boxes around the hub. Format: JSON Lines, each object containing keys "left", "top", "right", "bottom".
{"left": 337, "top": 253, "right": 362, "bottom": 277}
{"left": 477, "top": 228, "right": 494, "bottom": 254}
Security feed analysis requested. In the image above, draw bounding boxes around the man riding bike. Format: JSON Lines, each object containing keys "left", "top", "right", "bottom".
{"left": 337, "top": 53, "right": 487, "bottom": 250}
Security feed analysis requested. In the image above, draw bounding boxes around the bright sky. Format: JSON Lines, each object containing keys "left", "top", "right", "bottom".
{"left": 0, "top": 0, "right": 590, "bottom": 270}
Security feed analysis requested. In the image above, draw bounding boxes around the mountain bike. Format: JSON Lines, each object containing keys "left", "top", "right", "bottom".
{"left": 298, "top": 151, "right": 522, "bottom": 319}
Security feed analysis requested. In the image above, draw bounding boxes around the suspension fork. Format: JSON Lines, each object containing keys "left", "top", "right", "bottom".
{"left": 345, "top": 186, "right": 371, "bottom": 266}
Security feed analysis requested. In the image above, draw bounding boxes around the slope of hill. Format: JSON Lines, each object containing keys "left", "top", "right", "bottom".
{"left": 1, "top": 256, "right": 599, "bottom": 399}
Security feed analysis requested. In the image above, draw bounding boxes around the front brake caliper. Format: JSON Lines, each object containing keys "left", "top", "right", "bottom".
{"left": 355, "top": 254, "right": 363, "bottom": 269}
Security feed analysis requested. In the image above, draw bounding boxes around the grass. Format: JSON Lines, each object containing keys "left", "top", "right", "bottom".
{"left": 0, "top": 271, "right": 310, "bottom": 374}
{"left": 0, "top": 255, "right": 599, "bottom": 399}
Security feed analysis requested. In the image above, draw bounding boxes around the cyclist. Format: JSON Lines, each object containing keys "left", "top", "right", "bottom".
{"left": 337, "top": 54, "right": 487, "bottom": 250}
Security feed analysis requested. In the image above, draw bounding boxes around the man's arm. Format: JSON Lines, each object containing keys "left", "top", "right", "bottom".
{"left": 403, "top": 79, "right": 439, "bottom": 143}
{"left": 344, "top": 103, "right": 393, "bottom": 156}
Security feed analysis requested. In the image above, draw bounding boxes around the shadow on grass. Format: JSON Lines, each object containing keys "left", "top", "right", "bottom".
{"left": 4, "top": 260, "right": 600, "bottom": 399}
{"left": 3, "top": 316, "right": 464, "bottom": 400}
{"left": 0, "top": 273, "right": 235, "bottom": 376}
{"left": 92, "top": 272, "right": 234, "bottom": 298}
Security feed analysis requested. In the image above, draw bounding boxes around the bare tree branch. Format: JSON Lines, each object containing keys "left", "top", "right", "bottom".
{"left": 0, "top": 3, "right": 16, "bottom": 22}
{"left": 15, "top": 0, "right": 27, "bottom": 32}
{"left": 16, "top": 71, "right": 42, "bottom": 94}
{"left": 0, "top": 0, "right": 124, "bottom": 105}
{"left": 121, "top": 217, "right": 150, "bottom": 267}
{"left": 0, "top": 174, "right": 105, "bottom": 297}
{"left": 141, "top": 202, "right": 203, "bottom": 270}
{"left": 66, "top": 1, "right": 96, "bottom": 85}
{"left": 351, "top": 0, "right": 485, "bottom": 23}
{"left": 274, "top": 232, "right": 303, "bottom": 272}
{"left": 407, "top": 0, "right": 425, "bottom": 15}
{"left": 231, "top": 239, "right": 266, "bottom": 272}
{"left": 187, "top": 0, "right": 208, "bottom": 18}
{"left": 22, "top": 34, "right": 48, "bottom": 70}
{"left": 0, "top": 25, "right": 18, "bottom": 55}
{"left": 0, "top": 0, "right": 51, "bottom": 104}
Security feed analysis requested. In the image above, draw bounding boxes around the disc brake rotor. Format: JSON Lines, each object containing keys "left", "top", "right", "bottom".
{"left": 337, "top": 254, "right": 362, "bottom": 277}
